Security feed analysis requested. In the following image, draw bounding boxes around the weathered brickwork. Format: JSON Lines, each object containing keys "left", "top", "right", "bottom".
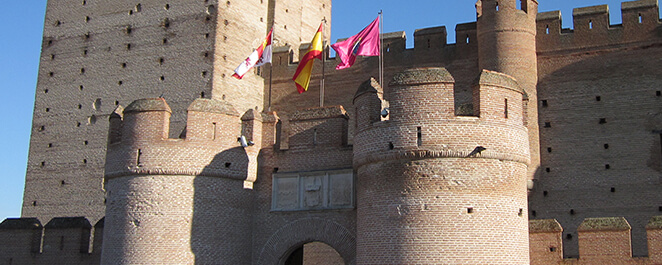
{"left": 6, "top": 0, "right": 662, "bottom": 264}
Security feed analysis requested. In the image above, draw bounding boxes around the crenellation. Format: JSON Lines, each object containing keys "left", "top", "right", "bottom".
{"left": 537, "top": 0, "right": 662, "bottom": 53}
{"left": 529, "top": 217, "right": 662, "bottom": 264}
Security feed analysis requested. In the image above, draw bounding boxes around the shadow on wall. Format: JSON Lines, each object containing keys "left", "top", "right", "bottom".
{"left": 532, "top": 43, "right": 662, "bottom": 259}
{"left": 190, "top": 146, "right": 254, "bottom": 265}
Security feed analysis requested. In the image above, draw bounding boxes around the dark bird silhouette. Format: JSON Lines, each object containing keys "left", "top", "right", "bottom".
{"left": 467, "top": 146, "right": 486, "bottom": 157}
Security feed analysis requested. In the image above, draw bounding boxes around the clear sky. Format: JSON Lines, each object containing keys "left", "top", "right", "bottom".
{"left": 0, "top": 0, "right": 648, "bottom": 221}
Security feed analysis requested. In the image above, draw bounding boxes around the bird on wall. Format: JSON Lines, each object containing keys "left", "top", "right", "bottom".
{"left": 467, "top": 146, "right": 486, "bottom": 157}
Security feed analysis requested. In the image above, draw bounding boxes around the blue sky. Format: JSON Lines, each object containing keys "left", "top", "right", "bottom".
{"left": 0, "top": 0, "right": 644, "bottom": 220}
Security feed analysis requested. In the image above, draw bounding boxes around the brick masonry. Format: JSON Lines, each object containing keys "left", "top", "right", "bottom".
{"left": 4, "top": 0, "right": 662, "bottom": 264}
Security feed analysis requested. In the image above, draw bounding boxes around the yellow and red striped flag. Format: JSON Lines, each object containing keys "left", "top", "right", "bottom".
{"left": 293, "top": 23, "right": 324, "bottom": 94}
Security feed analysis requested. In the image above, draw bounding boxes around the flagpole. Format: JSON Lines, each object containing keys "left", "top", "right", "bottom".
{"left": 379, "top": 10, "right": 384, "bottom": 87}
{"left": 320, "top": 19, "right": 326, "bottom": 108}
{"left": 268, "top": 27, "right": 274, "bottom": 112}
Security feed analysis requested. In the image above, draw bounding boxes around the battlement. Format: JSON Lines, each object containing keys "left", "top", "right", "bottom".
{"left": 352, "top": 68, "right": 530, "bottom": 169}
{"left": 530, "top": 216, "right": 662, "bottom": 264}
{"left": 105, "top": 98, "right": 274, "bottom": 185}
{"left": 0, "top": 217, "right": 102, "bottom": 265}
{"left": 537, "top": 0, "right": 662, "bottom": 53}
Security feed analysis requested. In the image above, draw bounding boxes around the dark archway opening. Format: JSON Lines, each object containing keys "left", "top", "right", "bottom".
{"left": 284, "top": 246, "right": 303, "bottom": 265}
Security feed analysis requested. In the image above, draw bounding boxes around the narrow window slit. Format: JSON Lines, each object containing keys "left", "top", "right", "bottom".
{"left": 136, "top": 149, "right": 142, "bottom": 165}
{"left": 313, "top": 129, "right": 318, "bottom": 145}
{"left": 417, "top": 127, "right": 422, "bottom": 146}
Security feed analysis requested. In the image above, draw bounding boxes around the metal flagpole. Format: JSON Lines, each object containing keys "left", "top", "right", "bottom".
{"left": 320, "top": 19, "right": 326, "bottom": 107}
{"left": 379, "top": 10, "right": 384, "bottom": 87}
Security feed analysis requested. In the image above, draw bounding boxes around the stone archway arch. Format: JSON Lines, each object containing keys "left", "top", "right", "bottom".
{"left": 256, "top": 217, "right": 356, "bottom": 265}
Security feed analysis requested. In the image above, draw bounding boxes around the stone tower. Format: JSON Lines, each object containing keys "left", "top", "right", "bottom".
{"left": 353, "top": 68, "right": 531, "bottom": 264}
{"left": 101, "top": 98, "right": 266, "bottom": 264}
{"left": 22, "top": 0, "right": 330, "bottom": 225}
{"left": 477, "top": 0, "right": 540, "bottom": 180}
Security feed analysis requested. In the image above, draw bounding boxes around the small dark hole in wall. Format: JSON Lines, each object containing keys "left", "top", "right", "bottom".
{"left": 225, "top": 162, "right": 231, "bottom": 168}
{"left": 48, "top": 143, "right": 53, "bottom": 148}
{"left": 388, "top": 142, "right": 394, "bottom": 150}
{"left": 541, "top": 100, "right": 548, "bottom": 107}
{"left": 569, "top": 209, "right": 575, "bottom": 215}
{"left": 543, "top": 191, "right": 548, "bottom": 197}
{"left": 467, "top": 207, "right": 474, "bottom": 214}
{"left": 518, "top": 208, "right": 523, "bottom": 217}
{"left": 39, "top": 126, "right": 45, "bottom": 131}
{"left": 126, "top": 43, "right": 131, "bottom": 50}
{"left": 595, "top": 96, "right": 601, "bottom": 101}
{"left": 547, "top": 147, "right": 552, "bottom": 153}
{"left": 160, "top": 75, "right": 165, "bottom": 81}
{"left": 83, "top": 159, "right": 87, "bottom": 164}
{"left": 40, "top": 161, "right": 45, "bottom": 167}
{"left": 531, "top": 210, "right": 537, "bottom": 217}
{"left": 599, "top": 118, "right": 607, "bottom": 124}
{"left": 49, "top": 72, "right": 54, "bottom": 77}
{"left": 610, "top": 187, "right": 615, "bottom": 192}
{"left": 79, "top": 85, "right": 84, "bottom": 90}
{"left": 200, "top": 92, "right": 205, "bottom": 98}
{"left": 566, "top": 234, "right": 573, "bottom": 240}
{"left": 659, "top": 206, "right": 662, "bottom": 212}
{"left": 545, "top": 167, "right": 550, "bottom": 173}
{"left": 604, "top": 144, "right": 609, "bottom": 149}
{"left": 84, "top": 140, "right": 88, "bottom": 145}
{"left": 550, "top": 247, "right": 557, "bottom": 252}
{"left": 61, "top": 180, "right": 66, "bottom": 185}
{"left": 78, "top": 104, "right": 82, "bottom": 109}
{"left": 44, "top": 89, "right": 49, "bottom": 93}
{"left": 273, "top": 167, "right": 279, "bottom": 173}
{"left": 656, "top": 91, "right": 661, "bottom": 97}
{"left": 32, "top": 201, "right": 37, "bottom": 206}
{"left": 544, "top": 122, "right": 551, "bottom": 128}
{"left": 118, "top": 81, "right": 123, "bottom": 86}
{"left": 605, "top": 164, "right": 610, "bottom": 169}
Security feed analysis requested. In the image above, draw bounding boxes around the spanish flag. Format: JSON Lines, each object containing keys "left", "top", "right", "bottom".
{"left": 293, "top": 23, "right": 324, "bottom": 94}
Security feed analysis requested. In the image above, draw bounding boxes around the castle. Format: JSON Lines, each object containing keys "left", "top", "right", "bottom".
{"left": 2, "top": 0, "right": 662, "bottom": 264}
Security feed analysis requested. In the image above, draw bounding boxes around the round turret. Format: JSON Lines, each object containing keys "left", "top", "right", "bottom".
{"left": 353, "top": 68, "right": 530, "bottom": 264}
{"left": 477, "top": 0, "right": 541, "bottom": 180}
{"left": 102, "top": 98, "right": 254, "bottom": 265}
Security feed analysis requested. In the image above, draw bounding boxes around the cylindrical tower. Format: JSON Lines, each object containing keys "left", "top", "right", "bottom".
{"left": 101, "top": 98, "right": 254, "bottom": 264}
{"left": 353, "top": 68, "right": 531, "bottom": 264}
{"left": 477, "top": 0, "right": 540, "bottom": 180}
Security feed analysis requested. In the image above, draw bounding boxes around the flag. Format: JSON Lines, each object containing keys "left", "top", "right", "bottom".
{"left": 293, "top": 23, "right": 324, "bottom": 94}
{"left": 233, "top": 28, "right": 273, "bottom": 79}
{"left": 331, "top": 16, "right": 380, "bottom": 70}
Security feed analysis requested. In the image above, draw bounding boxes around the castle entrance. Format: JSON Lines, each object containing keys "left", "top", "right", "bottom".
{"left": 283, "top": 241, "right": 344, "bottom": 265}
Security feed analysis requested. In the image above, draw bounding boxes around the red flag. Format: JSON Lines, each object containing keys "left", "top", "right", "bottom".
{"left": 331, "top": 16, "right": 380, "bottom": 70}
